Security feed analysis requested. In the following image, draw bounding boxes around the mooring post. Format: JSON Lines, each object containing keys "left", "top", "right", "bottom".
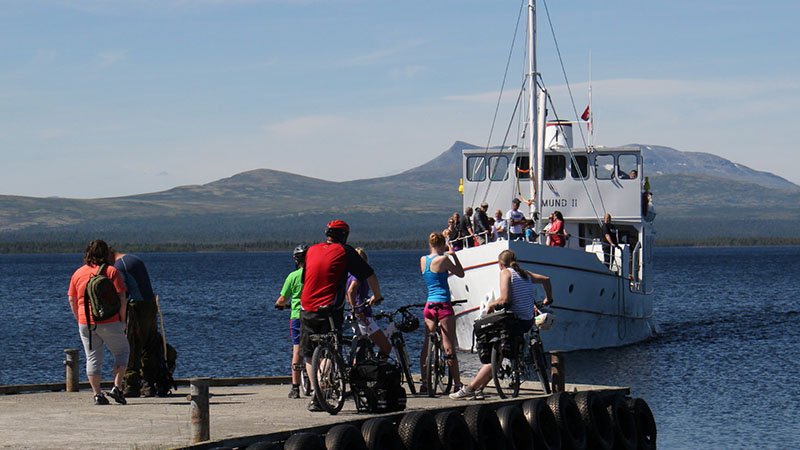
{"left": 63, "top": 349, "right": 79, "bottom": 392}
{"left": 550, "top": 352, "right": 565, "bottom": 393}
{"left": 190, "top": 377, "right": 211, "bottom": 443}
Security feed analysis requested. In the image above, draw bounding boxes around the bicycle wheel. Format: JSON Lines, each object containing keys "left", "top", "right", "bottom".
{"left": 310, "top": 343, "right": 346, "bottom": 414}
{"left": 394, "top": 340, "right": 417, "bottom": 395}
{"left": 301, "top": 365, "right": 313, "bottom": 396}
{"left": 531, "top": 338, "right": 551, "bottom": 394}
{"left": 424, "top": 336, "right": 437, "bottom": 397}
{"left": 491, "top": 341, "right": 520, "bottom": 399}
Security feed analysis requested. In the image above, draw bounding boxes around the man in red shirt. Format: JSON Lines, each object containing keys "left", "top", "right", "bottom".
{"left": 300, "top": 220, "right": 383, "bottom": 411}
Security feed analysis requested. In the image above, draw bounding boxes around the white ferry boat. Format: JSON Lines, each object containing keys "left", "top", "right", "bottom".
{"left": 449, "top": 0, "right": 658, "bottom": 352}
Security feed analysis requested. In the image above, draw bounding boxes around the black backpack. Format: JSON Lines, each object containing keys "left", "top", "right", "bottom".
{"left": 83, "top": 264, "right": 121, "bottom": 349}
{"left": 350, "top": 357, "right": 406, "bottom": 413}
{"left": 85, "top": 264, "right": 121, "bottom": 322}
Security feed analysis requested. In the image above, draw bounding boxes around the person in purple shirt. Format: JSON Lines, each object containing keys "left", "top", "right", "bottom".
{"left": 346, "top": 248, "right": 392, "bottom": 356}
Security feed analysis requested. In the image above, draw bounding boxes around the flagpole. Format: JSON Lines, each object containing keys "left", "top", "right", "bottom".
{"left": 589, "top": 50, "right": 593, "bottom": 148}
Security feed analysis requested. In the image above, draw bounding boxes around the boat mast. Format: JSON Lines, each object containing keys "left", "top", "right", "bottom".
{"left": 527, "top": 0, "right": 538, "bottom": 220}
{"left": 527, "top": 0, "right": 545, "bottom": 240}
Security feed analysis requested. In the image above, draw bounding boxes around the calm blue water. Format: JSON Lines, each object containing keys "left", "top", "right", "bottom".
{"left": 1, "top": 247, "right": 799, "bottom": 448}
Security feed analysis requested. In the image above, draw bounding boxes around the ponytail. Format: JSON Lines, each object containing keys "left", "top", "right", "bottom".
{"left": 498, "top": 249, "right": 528, "bottom": 280}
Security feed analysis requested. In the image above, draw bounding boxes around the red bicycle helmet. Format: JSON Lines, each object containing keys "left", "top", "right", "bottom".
{"left": 325, "top": 219, "right": 350, "bottom": 243}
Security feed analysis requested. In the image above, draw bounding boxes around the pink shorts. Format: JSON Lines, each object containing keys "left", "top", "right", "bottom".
{"left": 423, "top": 302, "right": 455, "bottom": 322}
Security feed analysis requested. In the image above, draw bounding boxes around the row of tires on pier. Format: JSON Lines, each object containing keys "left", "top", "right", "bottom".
{"left": 244, "top": 391, "right": 656, "bottom": 450}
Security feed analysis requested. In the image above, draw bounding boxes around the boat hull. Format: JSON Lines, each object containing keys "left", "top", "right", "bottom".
{"left": 449, "top": 240, "right": 657, "bottom": 352}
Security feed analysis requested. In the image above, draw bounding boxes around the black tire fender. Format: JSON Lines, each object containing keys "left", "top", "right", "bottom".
{"left": 361, "top": 418, "right": 403, "bottom": 450}
{"left": 284, "top": 432, "right": 325, "bottom": 450}
{"left": 434, "top": 410, "right": 474, "bottom": 450}
{"left": 522, "top": 398, "right": 561, "bottom": 450}
{"left": 575, "top": 391, "right": 614, "bottom": 450}
{"left": 325, "top": 424, "right": 368, "bottom": 450}
{"left": 496, "top": 405, "right": 533, "bottom": 450}
{"left": 607, "top": 396, "right": 638, "bottom": 450}
{"left": 463, "top": 404, "right": 507, "bottom": 450}
{"left": 398, "top": 411, "right": 439, "bottom": 450}
{"left": 626, "top": 397, "right": 657, "bottom": 450}
{"left": 245, "top": 441, "right": 282, "bottom": 450}
{"left": 547, "top": 392, "right": 587, "bottom": 450}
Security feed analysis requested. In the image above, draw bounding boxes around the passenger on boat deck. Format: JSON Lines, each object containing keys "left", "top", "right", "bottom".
{"left": 450, "top": 249, "right": 553, "bottom": 401}
{"left": 494, "top": 209, "right": 508, "bottom": 240}
{"left": 548, "top": 211, "right": 567, "bottom": 247}
{"left": 443, "top": 217, "right": 457, "bottom": 244}
{"left": 629, "top": 169, "right": 638, "bottom": 179}
{"left": 601, "top": 213, "right": 621, "bottom": 268}
{"left": 275, "top": 244, "right": 307, "bottom": 399}
{"left": 488, "top": 217, "right": 497, "bottom": 242}
{"left": 506, "top": 198, "right": 526, "bottom": 241}
{"left": 450, "top": 212, "right": 464, "bottom": 251}
{"left": 299, "top": 220, "right": 383, "bottom": 412}
{"left": 541, "top": 213, "right": 555, "bottom": 246}
{"left": 524, "top": 219, "right": 537, "bottom": 242}
{"left": 460, "top": 207, "right": 475, "bottom": 248}
{"left": 473, "top": 202, "right": 491, "bottom": 245}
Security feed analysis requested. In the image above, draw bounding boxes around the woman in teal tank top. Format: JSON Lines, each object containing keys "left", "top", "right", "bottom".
{"left": 419, "top": 232, "right": 465, "bottom": 392}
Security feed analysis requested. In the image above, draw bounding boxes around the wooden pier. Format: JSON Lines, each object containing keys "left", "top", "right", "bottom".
{"left": 0, "top": 376, "right": 628, "bottom": 449}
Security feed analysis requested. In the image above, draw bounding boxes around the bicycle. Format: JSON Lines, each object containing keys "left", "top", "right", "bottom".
{"left": 490, "top": 304, "right": 552, "bottom": 399}
{"left": 373, "top": 304, "right": 422, "bottom": 395}
{"left": 421, "top": 299, "right": 467, "bottom": 397}
{"left": 308, "top": 305, "right": 349, "bottom": 415}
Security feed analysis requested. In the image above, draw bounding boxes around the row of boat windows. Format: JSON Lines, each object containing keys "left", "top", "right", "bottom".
{"left": 466, "top": 154, "right": 641, "bottom": 182}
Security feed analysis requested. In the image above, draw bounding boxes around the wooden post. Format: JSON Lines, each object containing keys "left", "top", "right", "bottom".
{"left": 550, "top": 352, "right": 565, "bottom": 393}
{"left": 63, "top": 349, "right": 79, "bottom": 392}
{"left": 190, "top": 378, "right": 210, "bottom": 443}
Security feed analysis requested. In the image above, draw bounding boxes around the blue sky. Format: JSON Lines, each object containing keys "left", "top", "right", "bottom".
{"left": 2, "top": 0, "right": 798, "bottom": 198}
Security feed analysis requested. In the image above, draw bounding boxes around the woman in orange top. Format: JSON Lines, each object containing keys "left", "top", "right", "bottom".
{"left": 67, "top": 239, "right": 129, "bottom": 405}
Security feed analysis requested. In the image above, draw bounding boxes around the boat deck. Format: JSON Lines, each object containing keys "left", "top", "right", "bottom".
{"left": 0, "top": 379, "right": 627, "bottom": 449}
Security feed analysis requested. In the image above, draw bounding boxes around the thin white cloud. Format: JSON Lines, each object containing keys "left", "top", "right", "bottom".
{"left": 337, "top": 39, "right": 425, "bottom": 67}
{"left": 97, "top": 50, "right": 126, "bottom": 67}
{"left": 390, "top": 65, "right": 427, "bottom": 79}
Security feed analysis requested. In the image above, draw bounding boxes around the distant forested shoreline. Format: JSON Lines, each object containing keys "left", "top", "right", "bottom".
{"left": 2, "top": 237, "right": 799, "bottom": 254}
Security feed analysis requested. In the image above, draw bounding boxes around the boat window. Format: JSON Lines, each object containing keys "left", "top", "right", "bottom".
{"left": 543, "top": 155, "right": 566, "bottom": 180}
{"left": 516, "top": 156, "right": 531, "bottom": 180}
{"left": 466, "top": 156, "right": 486, "bottom": 182}
{"left": 618, "top": 154, "right": 639, "bottom": 180}
{"left": 489, "top": 156, "right": 509, "bottom": 181}
{"left": 595, "top": 154, "right": 615, "bottom": 180}
{"left": 570, "top": 155, "right": 589, "bottom": 179}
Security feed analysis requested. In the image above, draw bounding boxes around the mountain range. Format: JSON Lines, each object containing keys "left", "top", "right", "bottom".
{"left": 1, "top": 141, "right": 799, "bottom": 249}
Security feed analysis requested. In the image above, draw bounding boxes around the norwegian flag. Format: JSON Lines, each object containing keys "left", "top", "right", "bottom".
{"left": 580, "top": 105, "right": 590, "bottom": 121}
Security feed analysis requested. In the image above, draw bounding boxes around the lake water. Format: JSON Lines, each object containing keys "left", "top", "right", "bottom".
{"left": 1, "top": 247, "right": 798, "bottom": 448}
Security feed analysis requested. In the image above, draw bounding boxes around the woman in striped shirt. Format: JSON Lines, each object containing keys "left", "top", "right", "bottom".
{"left": 450, "top": 249, "right": 553, "bottom": 400}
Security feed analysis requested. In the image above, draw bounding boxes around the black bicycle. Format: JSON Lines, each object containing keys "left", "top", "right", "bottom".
{"left": 490, "top": 304, "right": 552, "bottom": 398}
{"left": 373, "top": 305, "right": 421, "bottom": 395}
{"left": 308, "top": 306, "right": 349, "bottom": 414}
{"left": 422, "top": 299, "right": 467, "bottom": 397}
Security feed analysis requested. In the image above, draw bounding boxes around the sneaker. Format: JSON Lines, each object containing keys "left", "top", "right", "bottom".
{"left": 94, "top": 393, "right": 109, "bottom": 405}
{"left": 288, "top": 385, "right": 300, "bottom": 399}
{"left": 307, "top": 398, "right": 323, "bottom": 412}
{"left": 473, "top": 388, "right": 485, "bottom": 400}
{"left": 108, "top": 386, "right": 127, "bottom": 405}
{"left": 449, "top": 386, "right": 475, "bottom": 400}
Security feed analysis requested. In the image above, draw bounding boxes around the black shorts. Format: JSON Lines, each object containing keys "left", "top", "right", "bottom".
{"left": 299, "top": 308, "right": 344, "bottom": 358}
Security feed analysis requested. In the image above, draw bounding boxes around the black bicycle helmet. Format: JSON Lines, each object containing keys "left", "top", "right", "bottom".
{"left": 292, "top": 244, "right": 308, "bottom": 264}
{"left": 397, "top": 310, "right": 420, "bottom": 333}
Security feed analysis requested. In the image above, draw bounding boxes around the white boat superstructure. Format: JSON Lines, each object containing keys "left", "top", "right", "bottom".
{"left": 449, "top": 0, "right": 657, "bottom": 351}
